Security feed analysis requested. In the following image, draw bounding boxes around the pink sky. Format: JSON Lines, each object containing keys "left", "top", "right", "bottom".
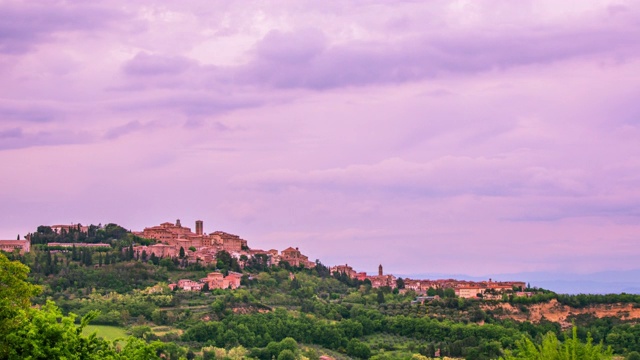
{"left": 1, "top": 0, "right": 640, "bottom": 276}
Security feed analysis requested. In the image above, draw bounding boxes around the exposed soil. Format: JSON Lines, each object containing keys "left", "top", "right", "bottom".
{"left": 483, "top": 300, "right": 640, "bottom": 328}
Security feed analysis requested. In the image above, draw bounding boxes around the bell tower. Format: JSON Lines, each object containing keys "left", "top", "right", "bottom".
{"left": 195, "top": 220, "right": 203, "bottom": 235}
{"left": 378, "top": 264, "right": 383, "bottom": 276}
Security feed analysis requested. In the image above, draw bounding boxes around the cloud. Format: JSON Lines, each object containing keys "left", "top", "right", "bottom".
{"left": 104, "top": 120, "right": 148, "bottom": 140}
{"left": 122, "top": 52, "right": 197, "bottom": 76}
{"left": 237, "top": 156, "right": 590, "bottom": 198}
{"left": 0, "top": 1, "right": 126, "bottom": 54}
{"left": 230, "top": 21, "right": 640, "bottom": 89}
{"left": 0, "top": 127, "right": 22, "bottom": 139}
{"left": 0, "top": 129, "right": 93, "bottom": 151}
{"left": 0, "top": 101, "right": 62, "bottom": 123}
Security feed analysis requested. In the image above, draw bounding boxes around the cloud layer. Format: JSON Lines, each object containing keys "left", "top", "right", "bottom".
{"left": 2, "top": 0, "right": 640, "bottom": 277}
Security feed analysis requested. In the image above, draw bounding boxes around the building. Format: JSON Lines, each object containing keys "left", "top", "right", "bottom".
{"left": 200, "top": 271, "right": 242, "bottom": 290}
{"left": 455, "top": 286, "right": 486, "bottom": 299}
{"left": 172, "top": 279, "right": 203, "bottom": 291}
{"left": 135, "top": 220, "right": 193, "bottom": 242}
{"left": 134, "top": 220, "right": 249, "bottom": 252}
{"left": 133, "top": 244, "right": 177, "bottom": 258}
{"left": 331, "top": 264, "right": 357, "bottom": 278}
{"left": 0, "top": 239, "right": 31, "bottom": 254}
{"left": 209, "top": 231, "right": 248, "bottom": 252}
{"left": 280, "top": 247, "right": 315, "bottom": 268}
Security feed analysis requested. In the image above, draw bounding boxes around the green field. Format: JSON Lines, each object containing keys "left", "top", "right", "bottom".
{"left": 82, "top": 325, "right": 128, "bottom": 341}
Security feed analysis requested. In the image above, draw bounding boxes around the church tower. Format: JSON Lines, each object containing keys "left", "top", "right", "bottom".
{"left": 195, "top": 220, "right": 203, "bottom": 235}
{"left": 379, "top": 264, "right": 383, "bottom": 276}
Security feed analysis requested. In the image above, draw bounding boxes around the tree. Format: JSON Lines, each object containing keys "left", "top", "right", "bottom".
{"left": 347, "top": 339, "right": 371, "bottom": 359}
{"left": 0, "top": 252, "right": 42, "bottom": 352}
{"left": 277, "top": 349, "right": 296, "bottom": 360}
{"left": 501, "top": 327, "right": 613, "bottom": 360}
{"left": 150, "top": 252, "right": 159, "bottom": 265}
{"left": 179, "top": 246, "right": 185, "bottom": 259}
{"left": 377, "top": 290, "right": 385, "bottom": 304}
{"left": 396, "top": 277, "right": 405, "bottom": 289}
{"left": 628, "top": 352, "right": 640, "bottom": 360}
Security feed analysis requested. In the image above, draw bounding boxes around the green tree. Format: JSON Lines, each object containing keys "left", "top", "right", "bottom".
{"left": 347, "top": 338, "right": 371, "bottom": 359}
{"left": 628, "top": 352, "right": 640, "bottom": 360}
{"left": 501, "top": 327, "right": 613, "bottom": 360}
{"left": 179, "top": 247, "right": 185, "bottom": 259}
{"left": 1, "top": 252, "right": 42, "bottom": 355}
{"left": 277, "top": 349, "right": 296, "bottom": 360}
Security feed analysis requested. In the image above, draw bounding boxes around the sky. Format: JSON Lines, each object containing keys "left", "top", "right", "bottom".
{"left": 1, "top": 0, "right": 640, "bottom": 279}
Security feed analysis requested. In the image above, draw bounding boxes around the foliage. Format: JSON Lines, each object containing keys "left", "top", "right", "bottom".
{"left": 0, "top": 252, "right": 43, "bottom": 357}
{"left": 501, "top": 327, "right": 613, "bottom": 360}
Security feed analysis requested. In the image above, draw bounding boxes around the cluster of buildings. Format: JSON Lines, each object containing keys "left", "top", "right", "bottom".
{"left": 2, "top": 219, "right": 530, "bottom": 300}
{"left": 169, "top": 271, "right": 243, "bottom": 291}
{"left": 132, "top": 220, "right": 316, "bottom": 269}
{"left": 331, "top": 263, "right": 397, "bottom": 288}
{"left": 330, "top": 263, "right": 527, "bottom": 299}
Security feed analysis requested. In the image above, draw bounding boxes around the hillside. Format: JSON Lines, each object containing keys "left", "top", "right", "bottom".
{"left": 484, "top": 300, "right": 640, "bottom": 327}
{"left": 3, "top": 224, "right": 640, "bottom": 359}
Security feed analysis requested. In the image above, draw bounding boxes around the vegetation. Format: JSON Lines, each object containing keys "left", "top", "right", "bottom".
{"left": 2, "top": 223, "right": 640, "bottom": 359}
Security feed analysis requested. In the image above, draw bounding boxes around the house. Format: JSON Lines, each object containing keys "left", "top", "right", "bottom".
{"left": 0, "top": 238, "right": 31, "bottom": 254}
{"left": 280, "top": 247, "right": 315, "bottom": 268}
{"left": 330, "top": 264, "right": 357, "bottom": 278}
{"left": 200, "top": 271, "right": 242, "bottom": 290}
{"left": 455, "top": 286, "right": 486, "bottom": 299}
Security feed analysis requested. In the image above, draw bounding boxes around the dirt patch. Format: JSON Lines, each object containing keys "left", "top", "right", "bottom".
{"left": 483, "top": 300, "right": 640, "bottom": 328}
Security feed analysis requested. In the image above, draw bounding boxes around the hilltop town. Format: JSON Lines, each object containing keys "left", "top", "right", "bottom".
{"left": 1, "top": 219, "right": 527, "bottom": 299}
{"left": 2, "top": 219, "right": 639, "bottom": 360}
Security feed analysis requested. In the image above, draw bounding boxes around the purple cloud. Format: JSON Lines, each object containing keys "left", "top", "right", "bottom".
{"left": 0, "top": 102, "right": 62, "bottom": 123}
{"left": 2, "top": 1, "right": 640, "bottom": 278}
{"left": 233, "top": 24, "right": 640, "bottom": 89}
{"left": 0, "top": 2, "right": 125, "bottom": 54}
{"left": 123, "top": 52, "right": 197, "bottom": 76}
{"left": 0, "top": 127, "right": 22, "bottom": 139}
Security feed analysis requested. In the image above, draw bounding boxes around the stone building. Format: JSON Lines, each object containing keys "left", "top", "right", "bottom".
{"left": 0, "top": 238, "right": 31, "bottom": 254}
{"left": 280, "top": 247, "right": 315, "bottom": 268}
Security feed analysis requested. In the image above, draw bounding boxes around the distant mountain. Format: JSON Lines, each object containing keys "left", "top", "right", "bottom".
{"left": 398, "top": 269, "right": 640, "bottom": 295}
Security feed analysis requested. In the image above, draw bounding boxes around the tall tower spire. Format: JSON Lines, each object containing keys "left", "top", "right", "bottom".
{"left": 379, "top": 264, "right": 383, "bottom": 276}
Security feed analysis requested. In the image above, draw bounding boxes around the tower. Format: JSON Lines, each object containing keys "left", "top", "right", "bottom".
{"left": 195, "top": 220, "right": 203, "bottom": 235}
{"left": 176, "top": 219, "right": 182, "bottom": 227}
{"left": 378, "top": 264, "right": 383, "bottom": 276}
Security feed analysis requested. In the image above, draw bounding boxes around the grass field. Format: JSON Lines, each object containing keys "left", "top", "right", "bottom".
{"left": 82, "top": 325, "right": 128, "bottom": 341}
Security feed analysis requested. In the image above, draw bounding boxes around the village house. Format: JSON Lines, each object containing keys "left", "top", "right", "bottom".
{"left": 133, "top": 243, "right": 178, "bottom": 259}
{"left": 170, "top": 279, "right": 203, "bottom": 291}
{"left": 455, "top": 286, "right": 486, "bottom": 299}
{"left": 0, "top": 238, "right": 31, "bottom": 254}
{"left": 200, "top": 271, "right": 242, "bottom": 290}
{"left": 330, "top": 264, "right": 357, "bottom": 278}
{"left": 280, "top": 247, "right": 316, "bottom": 268}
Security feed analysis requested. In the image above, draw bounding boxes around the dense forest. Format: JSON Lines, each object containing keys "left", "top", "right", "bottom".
{"left": 2, "top": 224, "right": 640, "bottom": 359}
